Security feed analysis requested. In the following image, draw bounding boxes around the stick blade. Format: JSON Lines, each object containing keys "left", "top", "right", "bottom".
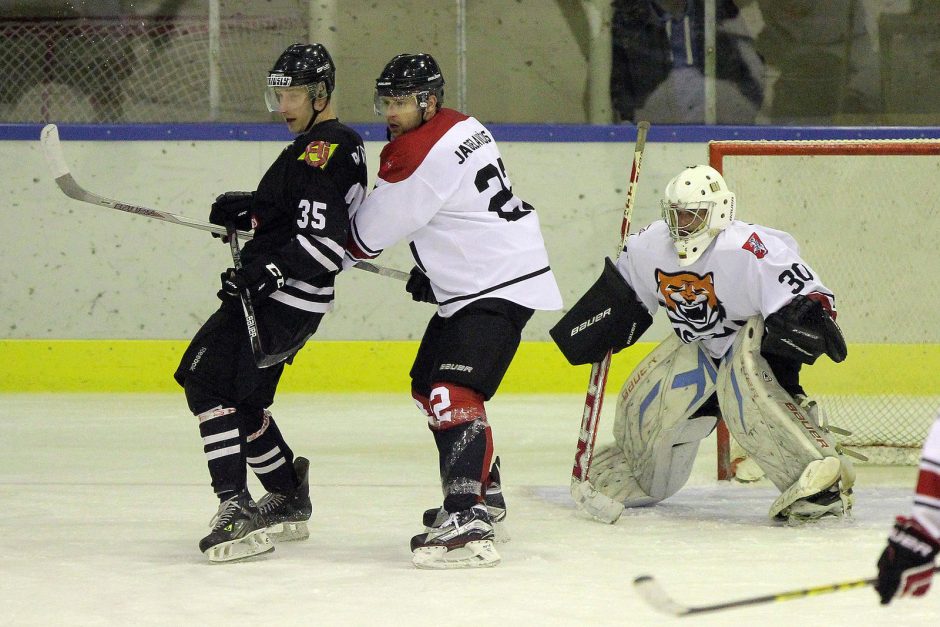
{"left": 633, "top": 575, "right": 690, "bottom": 617}
{"left": 40, "top": 123, "right": 70, "bottom": 180}
{"left": 570, "top": 478, "right": 624, "bottom": 524}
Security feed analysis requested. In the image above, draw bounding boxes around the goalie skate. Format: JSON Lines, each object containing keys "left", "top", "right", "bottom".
{"left": 199, "top": 491, "right": 274, "bottom": 563}
{"left": 770, "top": 457, "right": 855, "bottom": 523}
{"left": 422, "top": 457, "right": 509, "bottom": 542}
{"left": 258, "top": 457, "right": 312, "bottom": 542}
{"left": 411, "top": 504, "right": 500, "bottom": 569}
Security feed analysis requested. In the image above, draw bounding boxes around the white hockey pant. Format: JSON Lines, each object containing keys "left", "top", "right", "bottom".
{"left": 717, "top": 317, "right": 854, "bottom": 519}
{"left": 591, "top": 333, "right": 719, "bottom": 508}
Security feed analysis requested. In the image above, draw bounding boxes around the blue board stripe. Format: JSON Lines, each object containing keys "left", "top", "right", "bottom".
{"left": 3, "top": 122, "right": 940, "bottom": 143}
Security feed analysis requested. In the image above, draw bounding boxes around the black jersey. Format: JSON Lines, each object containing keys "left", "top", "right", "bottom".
{"left": 243, "top": 119, "right": 367, "bottom": 313}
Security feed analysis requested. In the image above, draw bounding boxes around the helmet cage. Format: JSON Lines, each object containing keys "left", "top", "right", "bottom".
{"left": 661, "top": 165, "right": 735, "bottom": 266}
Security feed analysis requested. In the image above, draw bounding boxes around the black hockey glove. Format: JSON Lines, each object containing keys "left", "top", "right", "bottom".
{"left": 405, "top": 266, "right": 436, "bottom": 304}
{"left": 762, "top": 295, "right": 847, "bottom": 364}
{"left": 876, "top": 516, "right": 939, "bottom": 604}
{"left": 218, "top": 258, "right": 286, "bottom": 302}
{"left": 209, "top": 191, "right": 255, "bottom": 237}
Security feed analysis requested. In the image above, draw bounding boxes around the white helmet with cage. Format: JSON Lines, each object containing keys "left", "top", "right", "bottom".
{"left": 661, "top": 165, "right": 736, "bottom": 266}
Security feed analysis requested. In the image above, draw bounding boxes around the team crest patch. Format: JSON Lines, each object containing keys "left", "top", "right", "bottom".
{"left": 298, "top": 141, "right": 337, "bottom": 168}
{"left": 742, "top": 232, "right": 768, "bottom": 258}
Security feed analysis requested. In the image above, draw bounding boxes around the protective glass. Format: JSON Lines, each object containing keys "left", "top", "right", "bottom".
{"left": 264, "top": 81, "right": 326, "bottom": 113}
{"left": 373, "top": 91, "right": 421, "bottom": 116}
{"left": 662, "top": 200, "right": 712, "bottom": 239}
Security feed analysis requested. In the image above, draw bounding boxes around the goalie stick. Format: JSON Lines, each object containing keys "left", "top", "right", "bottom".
{"left": 634, "top": 568, "right": 940, "bottom": 617}
{"left": 570, "top": 121, "right": 650, "bottom": 524}
{"left": 38, "top": 123, "right": 408, "bottom": 283}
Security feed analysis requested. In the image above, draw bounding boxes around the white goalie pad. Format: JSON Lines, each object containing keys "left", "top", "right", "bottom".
{"left": 717, "top": 316, "right": 854, "bottom": 520}
{"left": 590, "top": 333, "right": 719, "bottom": 508}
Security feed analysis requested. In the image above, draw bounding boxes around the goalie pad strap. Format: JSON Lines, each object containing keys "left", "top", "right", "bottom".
{"left": 550, "top": 258, "right": 653, "bottom": 366}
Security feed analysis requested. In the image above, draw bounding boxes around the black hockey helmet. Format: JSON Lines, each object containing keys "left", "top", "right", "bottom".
{"left": 374, "top": 53, "right": 444, "bottom": 111}
{"left": 266, "top": 43, "right": 335, "bottom": 112}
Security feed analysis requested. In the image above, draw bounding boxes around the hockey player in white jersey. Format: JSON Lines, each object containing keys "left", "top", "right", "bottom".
{"left": 875, "top": 410, "right": 940, "bottom": 604}
{"left": 552, "top": 164, "right": 852, "bottom": 524}
{"left": 346, "top": 53, "right": 562, "bottom": 568}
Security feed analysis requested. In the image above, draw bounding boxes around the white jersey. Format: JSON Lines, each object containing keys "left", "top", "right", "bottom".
{"left": 914, "top": 413, "right": 940, "bottom": 540}
{"left": 615, "top": 220, "right": 837, "bottom": 359}
{"left": 347, "top": 108, "right": 562, "bottom": 317}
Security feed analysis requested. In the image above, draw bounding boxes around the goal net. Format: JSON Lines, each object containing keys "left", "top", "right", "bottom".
{"left": 710, "top": 140, "right": 940, "bottom": 474}
{"left": 0, "top": 12, "right": 306, "bottom": 123}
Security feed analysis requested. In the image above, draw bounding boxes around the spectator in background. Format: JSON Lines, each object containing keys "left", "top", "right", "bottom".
{"left": 744, "top": 0, "right": 881, "bottom": 124}
{"left": 610, "top": 0, "right": 764, "bottom": 124}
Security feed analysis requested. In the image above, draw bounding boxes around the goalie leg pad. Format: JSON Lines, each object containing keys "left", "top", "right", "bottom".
{"left": 550, "top": 258, "right": 653, "bottom": 365}
{"left": 718, "top": 317, "right": 854, "bottom": 519}
{"left": 592, "top": 334, "right": 719, "bottom": 506}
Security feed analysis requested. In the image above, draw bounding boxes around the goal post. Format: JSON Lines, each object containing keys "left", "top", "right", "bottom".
{"left": 710, "top": 139, "right": 940, "bottom": 478}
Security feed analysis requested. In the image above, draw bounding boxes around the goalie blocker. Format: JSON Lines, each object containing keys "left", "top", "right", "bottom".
{"left": 550, "top": 258, "right": 653, "bottom": 365}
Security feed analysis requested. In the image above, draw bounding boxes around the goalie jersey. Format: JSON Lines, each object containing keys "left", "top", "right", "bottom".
{"left": 615, "top": 220, "right": 836, "bottom": 359}
{"left": 347, "top": 108, "right": 562, "bottom": 317}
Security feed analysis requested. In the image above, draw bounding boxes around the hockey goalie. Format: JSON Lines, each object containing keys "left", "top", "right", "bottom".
{"left": 551, "top": 165, "right": 853, "bottom": 524}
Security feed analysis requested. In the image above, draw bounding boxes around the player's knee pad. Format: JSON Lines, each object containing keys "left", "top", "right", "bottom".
{"left": 183, "top": 377, "right": 231, "bottom": 417}
{"left": 611, "top": 333, "right": 719, "bottom": 505}
{"left": 717, "top": 316, "right": 854, "bottom": 517}
{"left": 425, "top": 382, "right": 487, "bottom": 431}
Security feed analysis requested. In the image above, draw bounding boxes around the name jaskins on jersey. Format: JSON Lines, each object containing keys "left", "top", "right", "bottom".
{"left": 454, "top": 130, "right": 493, "bottom": 164}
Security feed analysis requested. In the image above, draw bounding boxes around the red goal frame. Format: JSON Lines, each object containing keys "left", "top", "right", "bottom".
{"left": 709, "top": 139, "right": 940, "bottom": 480}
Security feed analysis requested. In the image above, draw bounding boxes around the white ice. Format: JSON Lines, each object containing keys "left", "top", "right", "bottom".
{"left": 0, "top": 393, "right": 934, "bottom": 626}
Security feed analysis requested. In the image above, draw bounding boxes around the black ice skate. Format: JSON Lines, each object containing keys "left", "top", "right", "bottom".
{"left": 258, "top": 457, "right": 312, "bottom": 542}
{"left": 422, "top": 456, "right": 509, "bottom": 542}
{"left": 199, "top": 491, "right": 274, "bottom": 563}
{"left": 411, "top": 503, "right": 500, "bottom": 569}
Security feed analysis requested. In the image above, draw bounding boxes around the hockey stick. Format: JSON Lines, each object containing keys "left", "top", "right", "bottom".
{"left": 39, "top": 124, "right": 409, "bottom": 282}
{"left": 226, "top": 228, "right": 303, "bottom": 368}
{"left": 634, "top": 569, "right": 940, "bottom": 616}
{"left": 570, "top": 121, "right": 650, "bottom": 524}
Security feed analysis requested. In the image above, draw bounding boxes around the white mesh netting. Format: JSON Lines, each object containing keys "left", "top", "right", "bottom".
{"left": 0, "top": 14, "right": 307, "bottom": 123}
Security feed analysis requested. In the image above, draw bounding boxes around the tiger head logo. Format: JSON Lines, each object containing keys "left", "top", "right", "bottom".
{"left": 656, "top": 269, "right": 725, "bottom": 332}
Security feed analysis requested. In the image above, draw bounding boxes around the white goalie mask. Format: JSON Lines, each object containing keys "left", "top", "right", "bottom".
{"left": 661, "top": 165, "right": 736, "bottom": 266}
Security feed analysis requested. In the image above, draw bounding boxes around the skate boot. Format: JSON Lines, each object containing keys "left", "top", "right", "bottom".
{"left": 199, "top": 490, "right": 274, "bottom": 563}
{"left": 411, "top": 503, "right": 500, "bottom": 569}
{"left": 422, "top": 456, "right": 509, "bottom": 542}
{"left": 258, "top": 457, "right": 312, "bottom": 542}
{"left": 770, "top": 456, "right": 855, "bottom": 523}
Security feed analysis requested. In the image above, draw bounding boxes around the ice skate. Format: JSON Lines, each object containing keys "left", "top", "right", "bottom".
{"left": 422, "top": 457, "right": 509, "bottom": 542}
{"left": 199, "top": 491, "right": 274, "bottom": 563}
{"left": 258, "top": 456, "right": 312, "bottom": 542}
{"left": 771, "top": 457, "right": 855, "bottom": 523}
{"left": 411, "top": 503, "right": 500, "bottom": 569}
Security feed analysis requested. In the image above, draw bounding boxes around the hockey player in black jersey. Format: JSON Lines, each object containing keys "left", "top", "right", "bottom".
{"left": 174, "top": 43, "right": 367, "bottom": 562}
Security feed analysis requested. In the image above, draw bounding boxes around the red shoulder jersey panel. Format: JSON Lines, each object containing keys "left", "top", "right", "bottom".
{"left": 377, "top": 108, "right": 469, "bottom": 183}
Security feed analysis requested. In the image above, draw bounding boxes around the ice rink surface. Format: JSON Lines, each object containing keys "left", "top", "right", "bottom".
{"left": 1, "top": 393, "right": 935, "bottom": 626}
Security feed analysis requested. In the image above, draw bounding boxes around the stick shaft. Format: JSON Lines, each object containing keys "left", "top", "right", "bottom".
{"left": 572, "top": 122, "right": 650, "bottom": 498}
{"left": 39, "top": 123, "right": 406, "bottom": 282}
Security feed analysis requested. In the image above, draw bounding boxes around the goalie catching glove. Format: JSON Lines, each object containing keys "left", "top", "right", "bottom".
{"left": 219, "top": 257, "right": 286, "bottom": 302}
{"left": 876, "top": 517, "right": 939, "bottom": 604}
{"left": 761, "top": 294, "right": 847, "bottom": 364}
{"left": 550, "top": 258, "right": 652, "bottom": 365}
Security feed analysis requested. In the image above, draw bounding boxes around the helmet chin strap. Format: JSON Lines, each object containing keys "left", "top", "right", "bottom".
{"left": 302, "top": 96, "right": 330, "bottom": 133}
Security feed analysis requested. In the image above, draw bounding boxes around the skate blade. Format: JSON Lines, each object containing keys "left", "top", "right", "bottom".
{"left": 204, "top": 529, "right": 274, "bottom": 563}
{"left": 267, "top": 520, "right": 310, "bottom": 542}
{"left": 412, "top": 540, "right": 500, "bottom": 570}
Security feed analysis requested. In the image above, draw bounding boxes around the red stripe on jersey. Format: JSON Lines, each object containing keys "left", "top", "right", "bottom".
{"left": 916, "top": 467, "right": 940, "bottom": 499}
{"left": 377, "top": 108, "right": 469, "bottom": 184}
{"left": 806, "top": 291, "right": 837, "bottom": 320}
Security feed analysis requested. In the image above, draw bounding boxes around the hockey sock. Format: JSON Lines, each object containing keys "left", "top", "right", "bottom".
{"left": 242, "top": 409, "right": 297, "bottom": 493}
{"left": 196, "top": 405, "right": 247, "bottom": 501}
{"left": 428, "top": 383, "right": 494, "bottom": 513}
